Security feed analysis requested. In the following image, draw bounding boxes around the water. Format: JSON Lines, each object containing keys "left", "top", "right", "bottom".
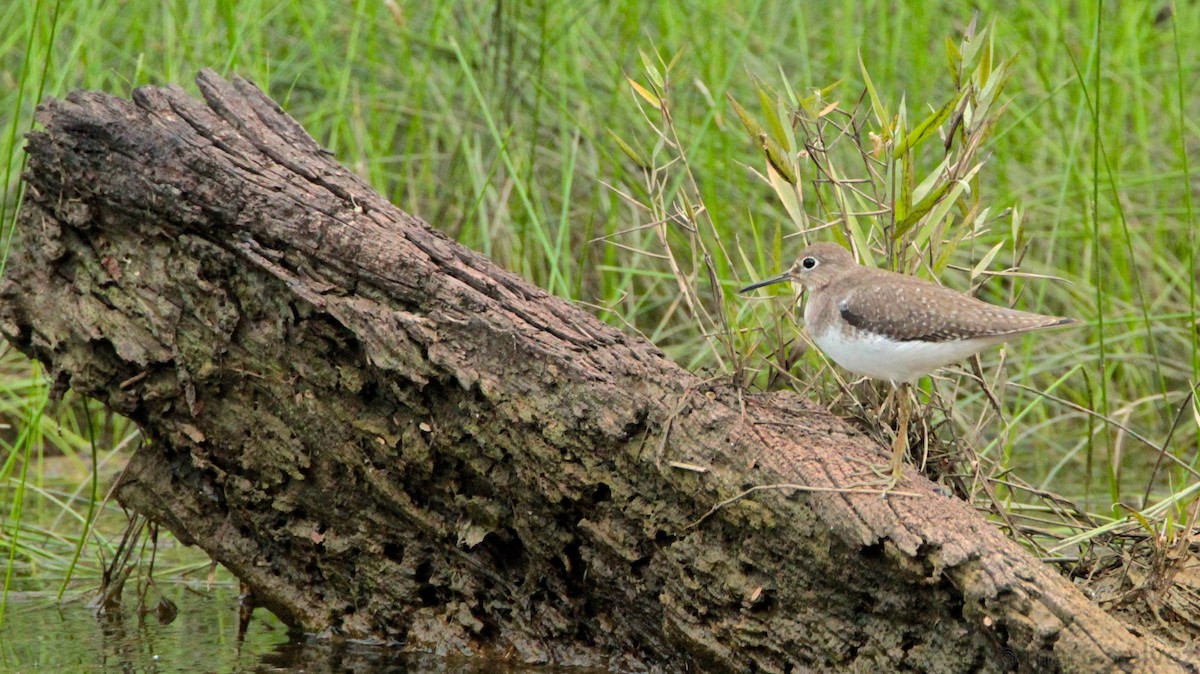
{"left": 1, "top": 439, "right": 620, "bottom": 672}
{"left": 2, "top": 583, "right": 280, "bottom": 672}
{"left": 0, "top": 453, "right": 609, "bottom": 673}
{"left": 0, "top": 583, "right": 602, "bottom": 673}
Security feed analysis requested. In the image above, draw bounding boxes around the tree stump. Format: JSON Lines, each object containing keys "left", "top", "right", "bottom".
{"left": 0, "top": 70, "right": 1190, "bottom": 673}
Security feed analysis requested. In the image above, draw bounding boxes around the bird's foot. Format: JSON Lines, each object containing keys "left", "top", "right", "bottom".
{"left": 845, "top": 456, "right": 905, "bottom": 496}
{"left": 845, "top": 421, "right": 909, "bottom": 496}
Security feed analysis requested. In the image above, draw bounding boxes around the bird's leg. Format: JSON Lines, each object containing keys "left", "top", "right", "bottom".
{"left": 845, "top": 382, "right": 910, "bottom": 493}
{"left": 888, "top": 382, "right": 911, "bottom": 483}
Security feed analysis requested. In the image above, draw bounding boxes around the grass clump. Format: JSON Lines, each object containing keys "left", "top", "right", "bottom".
{"left": 606, "top": 17, "right": 1200, "bottom": 644}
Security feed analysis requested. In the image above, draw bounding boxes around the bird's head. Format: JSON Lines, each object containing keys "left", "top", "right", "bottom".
{"left": 739, "top": 242, "right": 858, "bottom": 294}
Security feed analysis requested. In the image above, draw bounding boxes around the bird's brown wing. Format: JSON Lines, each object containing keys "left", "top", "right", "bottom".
{"left": 837, "top": 274, "right": 1071, "bottom": 343}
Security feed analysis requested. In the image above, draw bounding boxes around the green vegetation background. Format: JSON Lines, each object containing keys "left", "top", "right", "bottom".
{"left": 1, "top": 0, "right": 1197, "bottom": 629}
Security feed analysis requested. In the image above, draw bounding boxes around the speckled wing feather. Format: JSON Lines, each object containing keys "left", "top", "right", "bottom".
{"left": 836, "top": 273, "right": 1072, "bottom": 343}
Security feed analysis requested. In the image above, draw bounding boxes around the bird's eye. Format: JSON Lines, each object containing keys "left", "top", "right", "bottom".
{"left": 801, "top": 256, "right": 818, "bottom": 270}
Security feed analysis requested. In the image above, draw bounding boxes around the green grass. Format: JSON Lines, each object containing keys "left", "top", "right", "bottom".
{"left": 2, "top": 0, "right": 1197, "bottom": 636}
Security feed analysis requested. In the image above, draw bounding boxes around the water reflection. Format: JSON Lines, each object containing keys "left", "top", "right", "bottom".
{"left": 258, "top": 640, "right": 610, "bottom": 673}
{"left": 0, "top": 584, "right": 606, "bottom": 673}
{"left": 0, "top": 583, "right": 287, "bottom": 672}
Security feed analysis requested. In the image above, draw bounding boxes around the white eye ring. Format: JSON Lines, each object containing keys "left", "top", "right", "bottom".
{"left": 800, "top": 256, "right": 818, "bottom": 270}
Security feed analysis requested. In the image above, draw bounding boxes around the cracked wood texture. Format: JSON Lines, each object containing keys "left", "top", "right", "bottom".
{"left": 1, "top": 71, "right": 1190, "bottom": 673}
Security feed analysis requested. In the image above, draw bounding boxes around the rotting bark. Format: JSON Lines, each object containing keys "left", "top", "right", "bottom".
{"left": 1, "top": 70, "right": 1192, "bottom": 673}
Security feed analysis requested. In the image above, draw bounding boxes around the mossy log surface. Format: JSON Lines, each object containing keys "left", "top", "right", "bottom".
{"left": 1, "top": 71, "right": 1190, "bottom": 673}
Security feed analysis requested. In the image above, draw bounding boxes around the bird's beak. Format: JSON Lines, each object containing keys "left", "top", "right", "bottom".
{"left": 738, "top": 273, "right": 793, "bottom": 294}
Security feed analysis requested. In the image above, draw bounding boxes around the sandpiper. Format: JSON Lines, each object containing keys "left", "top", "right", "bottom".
{"left": 741, "top": 242, "right": 1076, "bottom": 485}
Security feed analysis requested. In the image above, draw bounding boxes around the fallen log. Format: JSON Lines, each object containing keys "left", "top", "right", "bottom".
{"left": 0, "top": 70, "right": 1189, "bottom": 673}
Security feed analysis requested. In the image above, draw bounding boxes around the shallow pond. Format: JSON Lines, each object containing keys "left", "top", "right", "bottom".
{"left": 0, "top": 582, "right": 604, "bottom": 673}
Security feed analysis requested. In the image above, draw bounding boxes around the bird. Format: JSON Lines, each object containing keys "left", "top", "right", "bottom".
{"left": 740, "top": 242, "right": 1076, "bottom": 487}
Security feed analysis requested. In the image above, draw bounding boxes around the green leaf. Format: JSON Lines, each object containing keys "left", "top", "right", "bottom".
{"left": 768, "top": 163, "right": 804, "bottom": 230}
{"left": 909, "top": 162, "right": 983, "bottom": 242}
{"left": 778, "top": 65, "right": 800, "bottom": 107}
{"left": 912, "top": 155, "right": 951, "bottom": 204}
{"left": 1009, "top": 205, "right": 1023, "bottom": 247}
{"left": 896, "top": 182, "right": 952, "bottom": 236}
{"left": 761, "top": 136, "right": 798, "bottom": 185}
{"left": 774, "top": 218, "right": 783, "bottom": 276}
{"left": 607, "top": 129, "right": 649, "bottom": 169}
{"left": 756, "top": 80, "right": 793, "bottom": 154}
{"left": 977, "top": 28, "right": 993, "bottom": 83}
{"left": 1119, "top": 503, "right": 1156, "bottom": 537}
{"left": 894, "top": 88, "right": 965, "bottom": 157}
{"left": 932, "top": 230, "right": 964, "bottom": 275}
{"left": 639, "top": 49, "right": 663, "bottom": 89}
{"left": 858, "top": 51, "right": 888, "bottom": 127}
{"left": 729, "top": 93, "right": 766, "bottom": 141}
{"left": 729, "top": 94, "right": 797, "bottom": 184}
{"left": 960, "top": 20, "right": 984, "bottom": 70}
{"left": 946, "top": 36, "right": 963, "bottom": 81}
{"left": 970, "top": 240, "right": 1005, "bottom": 282}
{"left": 895, "top": 150, "right": 913, "bottom": 227}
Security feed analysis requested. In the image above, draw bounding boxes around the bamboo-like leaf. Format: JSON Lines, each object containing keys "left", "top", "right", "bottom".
{"left": 779, "top": 95, "right": 798, "bottom": 159}
{"left": 896, "top": 182, "right": 952, "bottom": 236}
{"left": 895, "top": 150, "right": 913, "bottom": 227}
{"left": 1120, "top": 504, "right": 1156, "bottom": 537}
{"left": 665, "top": 49, "right": 684, "bottom": 75}
{"left": 894, "top": 88, "right": 966, "bottom": 157}
{"left": 910, "top": 184, "right": 963, "bottom": 250}
{"left": 607, "top": 129, "right": 649, "bottom": 169}
{"left": 768, "top": 162, "right": 804, "bottom": 230}
{"left": 799, "top": 79, "right": 845, "bottom": 115}
{"left": 945, "top": 36, "right": 962, "bottom": 81}
{"left": 818, "top": 79, "right": 845, "bottom": 98}
{"left": 970, "top": 240, "right": 1005, "bottom": 282}
{"left": 728, "top": 93, "right": 766, "bottom": 141}
{"left": 773, "top": 219, "right": 783, "bottom": 277}
{"left": 881, "top": 151, "right": 898, "bottom": 224}
{"left": 977, "top": 28, "right": 993, "bottom": 84}
{"left": 912, "top": 155, "right": 951, "bottom": 204}
{"left": 975, "top": 59, "right": 1013, "bottom": 121}
{"left": 729, "top": 93, "right": 798, "bottom": 184}
{"left": 756, "top": 81, "right": 793, "bottom": 154}
{"left": 960, "top": 21, "right": 985, "bottom": 70}
{"left": 932, "top": 230, "right": 963, "bottom": 275}
{"left": 858, "top": 51, "right": 887, "bottom": 127}
{"left": 908, "top": 162, "right": 983, "bottom": 241}
{"left": 639, "top": 49, "right": 663, "bottom": 89}
{"left": 761, "top": 133, "right": 798, "bottom": 184}
{"left": 972, "top": 205, "right": 992, "bottom": 235}
{"left": 627, "top": 77, "right": 661, "bottom": 110}
{"left": 778, "top": 65, "right": 800, "bottom": 107}
{"left": 1010, "top": 205, "right": 1023, "bottom": 247}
